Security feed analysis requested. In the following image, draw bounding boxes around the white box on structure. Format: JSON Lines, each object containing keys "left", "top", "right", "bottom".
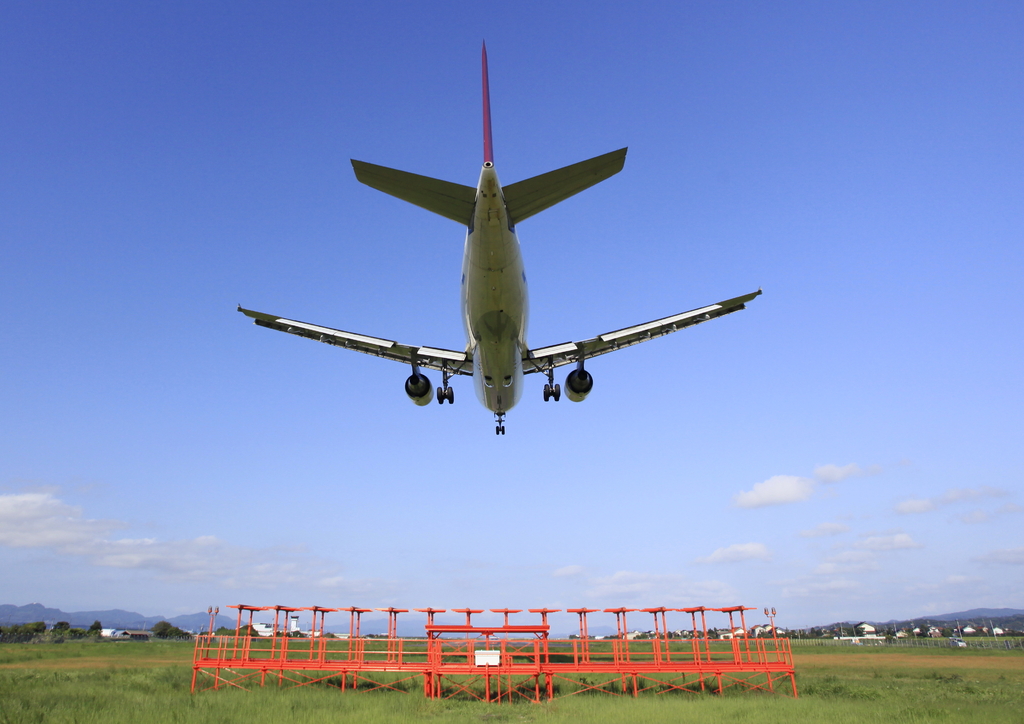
{"left": 474, "top": 650, "right": 500, "bottom": 666}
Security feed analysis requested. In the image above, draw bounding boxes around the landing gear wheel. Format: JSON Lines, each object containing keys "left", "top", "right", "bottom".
{"left": 543, "top": 367, "right": 561, "bottom": 402}
{"left": 495, "top": 425, "right": 501, "bottom": 435}
{"left": 444, "top": 386, "right": 454, "bottom": 404}
{"left": 436, "top": 387, "right": 444, "bottom": 404}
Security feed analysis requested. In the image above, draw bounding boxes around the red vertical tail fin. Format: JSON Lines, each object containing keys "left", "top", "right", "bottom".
{"left": 482, "top": 42, "right": 494, "bottom": 165}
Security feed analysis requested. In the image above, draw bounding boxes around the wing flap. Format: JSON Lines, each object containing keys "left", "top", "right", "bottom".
{"left": 523, "top": 290, "right": 761, "bottom": 373}
{"left": 351, "top": 160, "right": 477, "bottom": 225}
{"left": 239, "top": 306, "right": 472, "bottom": 375}
{"left": 502, "top": 148, "right": 627, "bottom": 224}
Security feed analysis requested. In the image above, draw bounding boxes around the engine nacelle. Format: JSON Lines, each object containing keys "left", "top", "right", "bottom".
{"left": 564, "top": 368, "right": 594, "bottom": 402}
{"left": 404, "top": 372, "right": 433, "bottom": 406}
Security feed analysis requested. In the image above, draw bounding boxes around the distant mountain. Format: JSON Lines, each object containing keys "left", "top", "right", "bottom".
{"left": 0, "top": 603, "right": 233, "bottom": 632}
{"left": 165, "top": 611, "right": 237, "bottom": 633}
{"left": 924, "top": 608, "right": 1024, "bottom": 621}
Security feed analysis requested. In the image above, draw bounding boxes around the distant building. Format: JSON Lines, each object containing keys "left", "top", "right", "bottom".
{"left": 113, "top": 630, "right": 151, "bottom": 641}
{"left": 719, "top": 628, "right": 747, "bottom": 640}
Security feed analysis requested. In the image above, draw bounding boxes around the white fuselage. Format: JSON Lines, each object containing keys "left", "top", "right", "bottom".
{"left": 461, "top": 163, "right": 528, "bottom": 414}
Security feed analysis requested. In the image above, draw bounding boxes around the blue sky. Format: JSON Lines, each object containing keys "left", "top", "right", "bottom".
{"left": 1, "top": 0, "right": 1021, "bottom": 632}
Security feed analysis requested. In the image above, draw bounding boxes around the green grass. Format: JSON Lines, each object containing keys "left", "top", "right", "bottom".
{"left": 0, "top": 640, "right": 1021, "bottom": 723}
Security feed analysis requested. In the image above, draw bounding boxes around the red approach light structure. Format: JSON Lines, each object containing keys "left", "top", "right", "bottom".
{"left": 192, "top": 604, "right": 796, "bottom": 702}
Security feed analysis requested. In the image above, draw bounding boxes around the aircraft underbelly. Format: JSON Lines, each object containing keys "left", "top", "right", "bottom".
{"left": 462, "top": 174, "right": 528, "bottom": 414}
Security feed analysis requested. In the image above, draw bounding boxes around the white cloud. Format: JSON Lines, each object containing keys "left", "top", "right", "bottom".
{"left": 782, "top": 578, "right": 861, "bottom": 598}
{"left": 0, "top": 492, "right": 125, "bottom": 549}
{"left": 694, "top": 543, "right": 771, "bottom": 564}
{"left": 895, "top": 487, "right": 1009, "bottom": 515}
{"left": 854, "top": 533, "right": 921, "bottom": 551}
{"left": 734, "top": 463, "right": 880, "bottom": 508}
{"left": 974, "top": 547, "right": 1024, "bottom": 565}
{"left": 944, "top": 575, "right": 974, "bottom": 585}
{"left": 552, "top": 565, "right": 584, "bottom": 578}
{"left": 0, "top": 492, "right": 384, "bottom": 593}
{"left": 583, "top": 571, "right": 735, "bottom": 604}
{"left": 957, "top": 510, "right": 989, "bottom": 524}
{"left": 945, "top": 487, "right": 1006, "bottom": 502}
{"left": 813, "top": 463, "right": 879, "bottom": 484}
{"left": 799, "top": 522, "right": 850, "bottom": 538}
{"left": 895, "top": 498, "right": 935, "bottom": 514}
{"left": 813, "top": 550, "right": 879, "bottom": 575}
{"left": 733, "top": 476, "right": 814, "bottom": 508}
{"left": 957, "top": 501, "right": 1023, "bottom": 524}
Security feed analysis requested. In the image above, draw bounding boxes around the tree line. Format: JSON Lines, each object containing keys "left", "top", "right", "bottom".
{"left": 1, "top": 620, "right": 192, "bottom": 640}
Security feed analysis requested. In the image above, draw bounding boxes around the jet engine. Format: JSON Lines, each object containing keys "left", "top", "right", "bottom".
{"left": 564, "top": 368, "right": 594, "bottom": 402}
{"left": 404, "top": 372, "right": 433, "bottom": 406}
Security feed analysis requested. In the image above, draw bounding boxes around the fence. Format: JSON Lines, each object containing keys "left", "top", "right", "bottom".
{"left": 789, "top": 637, "right": 1024, "bottom": 651}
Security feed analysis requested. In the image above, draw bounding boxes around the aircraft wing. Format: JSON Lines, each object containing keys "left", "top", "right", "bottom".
{"left": 237, "top": 306, "right": 473, "bottom": 376}
{"left": 522, "top": 290, "right": 762, "bottom": 373}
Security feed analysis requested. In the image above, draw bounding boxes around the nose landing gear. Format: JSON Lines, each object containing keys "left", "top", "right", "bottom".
{"left": 494, "top": 412, "right": 506, "bottom": 435}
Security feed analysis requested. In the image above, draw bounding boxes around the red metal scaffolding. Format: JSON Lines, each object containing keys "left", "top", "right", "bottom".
{"left": 192, "top": 604, "right": 796, "bottom": 702}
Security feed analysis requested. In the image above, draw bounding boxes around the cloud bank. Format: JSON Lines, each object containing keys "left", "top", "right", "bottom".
{"left": 0, "top": 492, "right": 385, "bottom": 594}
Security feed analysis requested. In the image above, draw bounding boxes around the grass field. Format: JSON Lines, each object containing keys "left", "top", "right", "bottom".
{"left": 0, "top": 640, "right": 1021, "bottom": 723}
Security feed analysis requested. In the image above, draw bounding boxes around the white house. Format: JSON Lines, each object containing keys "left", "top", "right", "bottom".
{"left": 719, "top": 628, "right": 747, "bottom": 640}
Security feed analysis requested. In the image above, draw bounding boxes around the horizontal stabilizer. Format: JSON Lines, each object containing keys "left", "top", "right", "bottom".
{"left": 351, "top": 160, "right": 477, "bottom": 224}
{"left": 503, "top": 148, "right": 627, "bottom": 224}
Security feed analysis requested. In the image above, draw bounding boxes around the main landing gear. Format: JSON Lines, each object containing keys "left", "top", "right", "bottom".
{"left": 543, "top": 366, "right": 561, "bottom": 402}
{"left": 436, "top": 364, "right": 455, "bottom": 404}
{"left": 436, "top": 386, "right": 454, "bottom": 404}
{"left": 494, "top": 412, "right": 506, "bottom": 435}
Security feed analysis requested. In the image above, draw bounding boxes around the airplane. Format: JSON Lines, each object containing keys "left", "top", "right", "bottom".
{"left": 239, "top": 43, "right": 761, "bottom": 435}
